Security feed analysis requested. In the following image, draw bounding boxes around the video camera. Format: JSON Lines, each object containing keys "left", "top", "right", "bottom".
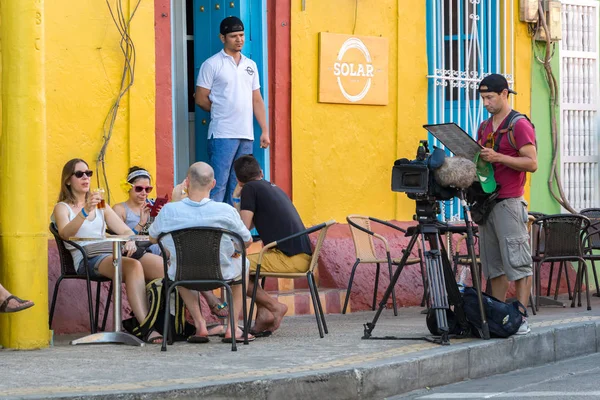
{"left": 391, "top": 140, "right": 458, "bottom": 203}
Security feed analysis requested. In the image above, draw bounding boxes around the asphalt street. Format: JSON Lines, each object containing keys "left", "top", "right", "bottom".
{"left": 394, "top": 352, "right": 600, "bottom": 400}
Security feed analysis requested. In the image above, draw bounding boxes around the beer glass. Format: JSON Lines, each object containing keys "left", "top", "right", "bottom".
{"left": 94, "top": 188, "right": 106, "bottom": 209}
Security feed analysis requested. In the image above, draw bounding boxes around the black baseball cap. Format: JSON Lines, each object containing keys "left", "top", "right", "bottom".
{"left": 478, "top": 73, "right": 517, "bottom": 95}
{"left": 220, "top": 16, "right": 244, "bottom": 35}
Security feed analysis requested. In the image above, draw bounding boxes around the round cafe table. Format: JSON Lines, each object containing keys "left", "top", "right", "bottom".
{"left": 68, "top": 235, "right": 149, "bottom": 346}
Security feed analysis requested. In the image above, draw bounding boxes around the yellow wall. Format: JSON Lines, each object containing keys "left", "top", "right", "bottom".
{"left": 291, "top": 1, "right": 427, "bottom": 225}
{"left": 291, "top": 2, "right": 533, "bottom": 225}
{"left": 45, "top": 0, "right": 156, "bottom": 216}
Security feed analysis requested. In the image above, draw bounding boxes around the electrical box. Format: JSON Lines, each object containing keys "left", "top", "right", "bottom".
{"left": 520, "top": 0, "right": 538, "bottom": 23}
{"left": 536, "top": 0, "right": 562, "bottom": 42}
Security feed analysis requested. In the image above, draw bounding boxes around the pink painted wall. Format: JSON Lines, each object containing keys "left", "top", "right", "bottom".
{"left": 48, "top": 224, "right": 574, "bottom": 334}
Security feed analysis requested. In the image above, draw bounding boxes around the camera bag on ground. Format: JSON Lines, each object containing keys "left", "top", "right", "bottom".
{"left": 462, "top": 286, "right": 526, "bottom": 338}
{"left": 122, "top": 278, "right": 195, "bottom": 343}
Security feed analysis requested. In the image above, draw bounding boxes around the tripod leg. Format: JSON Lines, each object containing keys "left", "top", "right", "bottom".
{"left": 363, "top": 232, "right": 419, "bottom": 339}
{"left": 418, "top": 249, "right": 427, "bottom": 307}
{"left": 387, "top": 253, "right": 398, "bottom": 316}
{"left": 373, "top": 263, "right": 380, "bottom": 311}
{"left": 459, "top": 193, "right": 489, "bottom": 340}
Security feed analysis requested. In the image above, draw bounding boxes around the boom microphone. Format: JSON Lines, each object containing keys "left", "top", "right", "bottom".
{"left": 434, "top": 156, "right": 477, "bottom": 189}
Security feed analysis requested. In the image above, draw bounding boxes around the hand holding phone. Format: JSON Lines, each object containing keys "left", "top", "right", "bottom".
{"left": 149, "top": 194, "right": 169, "bottom": 217}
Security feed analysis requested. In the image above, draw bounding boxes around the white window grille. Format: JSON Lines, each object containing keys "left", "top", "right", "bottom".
{"left": 560, "top": 0, "right": 600, "bottom": 211}
{"left": 427, "top": 0, "right": 515, "bottom": 221}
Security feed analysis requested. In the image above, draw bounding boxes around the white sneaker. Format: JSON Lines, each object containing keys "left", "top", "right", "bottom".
{"left": 515, "top": 317, "right": 530, "bottom": 335}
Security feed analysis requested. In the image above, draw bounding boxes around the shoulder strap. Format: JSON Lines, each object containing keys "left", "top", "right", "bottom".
{"left": 494, "top": 110, "right": 521, "bottom": 152}
{"left": 58, "top": 202, "right": 77, "bottom": 220}
{"left": 477, "top": 117, "right": 493, "bottom": 145}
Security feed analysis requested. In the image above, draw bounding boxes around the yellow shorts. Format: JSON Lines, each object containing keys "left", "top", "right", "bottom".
{"left": 248, "top": 249, "right": 311, "bottom": 274}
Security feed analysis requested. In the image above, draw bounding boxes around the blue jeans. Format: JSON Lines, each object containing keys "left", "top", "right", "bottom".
{"left": 208, "top": 138, "right": 254, "bottom": 204}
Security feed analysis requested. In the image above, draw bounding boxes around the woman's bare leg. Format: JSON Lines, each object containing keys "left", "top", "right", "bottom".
{"left": 97, "top": 257, "right": 149, "bottom": 325}
{"left": 139, "top": 253, "right": 165, "bottom": 281}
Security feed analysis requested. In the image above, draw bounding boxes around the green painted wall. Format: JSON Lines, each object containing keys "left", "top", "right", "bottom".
{"left": 530, "top": 41, "right": 562, "bottom": 215}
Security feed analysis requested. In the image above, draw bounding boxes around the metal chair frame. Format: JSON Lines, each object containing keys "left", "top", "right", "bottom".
{"left": 580, "top": 208, "right": 600, "bottom": 297}
{"left": 343, "top": 216, "right": 425, "bottom": 315}
{"left": 248, "top": 221, "right": 335, "bottom": 339}
{"left": 532, "top": 214, "right": 591, "bottom": 311}
{"left": 48, "top": 223, "right": 113, "bottom": 334}
{"left": 156, "top": 227, "right": 249, "bottom": 352}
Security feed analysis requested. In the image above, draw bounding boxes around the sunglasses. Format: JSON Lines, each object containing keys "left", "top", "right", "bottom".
{"left": 73, "top": 170, "right": 93, "bottom": 179}
{"left": 484, "top": 131, "right": 496, "bottom": 149}
{"left": 133, "top": 185, "right": 153, "bottom": 194}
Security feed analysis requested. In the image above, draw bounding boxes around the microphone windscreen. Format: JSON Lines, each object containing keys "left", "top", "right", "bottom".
{"left": 434, "top": 157, "right": 477, "bottom": 189}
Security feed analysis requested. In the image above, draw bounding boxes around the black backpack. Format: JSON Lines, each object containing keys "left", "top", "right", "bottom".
{"left": 462, "top": 286, "right": 526, "bottom": 338}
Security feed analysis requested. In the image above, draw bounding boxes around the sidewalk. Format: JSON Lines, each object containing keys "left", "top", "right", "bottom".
{"left": 3, "top": 295, "right": 600, "bottom": 400}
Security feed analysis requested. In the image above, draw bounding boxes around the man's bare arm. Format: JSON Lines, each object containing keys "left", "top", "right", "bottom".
{"left": 252, "top": 89, "right": 269, "bottom": 148}
{"left": 240, "top": 210, "right": 255, "bottom": 231}
{"left": 195, "top": 86, "right": 212, "bottom": 112}
{"left": 480, "top": 144, "right": 538, "bottom": 173}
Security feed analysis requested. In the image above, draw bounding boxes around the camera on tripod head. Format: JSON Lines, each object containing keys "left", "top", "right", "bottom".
{"left": 391, "top": 141, "right": 459, "bottom": 220}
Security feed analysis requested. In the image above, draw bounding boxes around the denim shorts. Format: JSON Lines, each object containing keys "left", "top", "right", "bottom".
{"left": 78, "top": 255, "right": 111, "bottom": 279}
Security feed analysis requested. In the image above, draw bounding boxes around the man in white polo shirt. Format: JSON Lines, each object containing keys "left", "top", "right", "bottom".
{"left": 195, "top": 16, "right": 269, "bottom": 205}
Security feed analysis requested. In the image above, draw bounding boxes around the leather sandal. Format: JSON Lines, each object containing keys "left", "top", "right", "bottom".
{"left": 0, "top": 295, "right": 34, "bottom": 313}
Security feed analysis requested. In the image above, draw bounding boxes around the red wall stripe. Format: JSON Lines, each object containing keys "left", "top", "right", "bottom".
{"left": 154, "top": 0, "right": 174, "bottom": 196}
{"left": 268, "top": 0, "right": 292, "bottom": 197}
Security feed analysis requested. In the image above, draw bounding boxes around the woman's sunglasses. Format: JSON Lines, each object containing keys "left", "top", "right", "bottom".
{"left": 133, "top": 185, "right": 153, "bottom": 194}
{"left": 73, "top": 170, "right": 93, "bottom": 179}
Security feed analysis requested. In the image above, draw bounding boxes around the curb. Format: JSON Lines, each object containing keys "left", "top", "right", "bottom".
{"left": 10, "top": 320, "right": 600, "bottom": 400}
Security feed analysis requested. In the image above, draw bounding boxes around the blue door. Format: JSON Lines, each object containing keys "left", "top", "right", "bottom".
{"left": 192, "top": 0, "right": 269, "bottom": 178}
{"left": 426, "top": 0, "right": 501, "bottom": 220}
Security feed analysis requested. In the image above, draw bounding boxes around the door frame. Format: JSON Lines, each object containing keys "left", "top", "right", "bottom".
{"left": 171, "top": 0, "right": 270, "bottom": 183}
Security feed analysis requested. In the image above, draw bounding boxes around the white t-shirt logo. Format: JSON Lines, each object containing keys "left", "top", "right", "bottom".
{"left": 245, "top": 66, "right": 254, "bottom": 76}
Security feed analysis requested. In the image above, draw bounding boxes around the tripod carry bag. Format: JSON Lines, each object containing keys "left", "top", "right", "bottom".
{"left": 462, "top": 287, "right": 526, "bottom": 338}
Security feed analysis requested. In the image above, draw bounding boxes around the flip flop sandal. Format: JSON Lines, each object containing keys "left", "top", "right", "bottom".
{"left": 210, "top": 302, "right": 229, "bottom": 319}
{"left": 187, "top": 335, "right": 210, "bottom": 344}
{"left": 249, "top": 330, "right": 273, "bottom": 338}
{"left": 0, "top": 296, "right": 34, "bottom": 313}
{"left": 208, "top": 324, "right": 246, "bottom": 337}
{"left": 143, "top": 329, "right": 163, "bottom": 344}
{"left": 222, "top": 335, "right": 255, "bottom": 343}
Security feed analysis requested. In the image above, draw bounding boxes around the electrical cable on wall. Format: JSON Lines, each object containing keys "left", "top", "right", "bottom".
{"left": 96, "top": 0, "right": 142, "bottom": 205}
{"left": 352, "top": 0, "right": 358, "bottom": 35}
{"left": 533, "top": 0, "right": 576, "bottom": 213}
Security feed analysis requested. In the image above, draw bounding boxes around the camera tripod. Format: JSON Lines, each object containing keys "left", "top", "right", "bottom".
{"left": 362, "top": 191, "right": 490, "bottom": 345}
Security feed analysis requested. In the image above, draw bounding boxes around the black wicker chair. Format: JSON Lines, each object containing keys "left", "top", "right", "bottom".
{"left": 156, "top": 227, "right": 248, "bottom": 352}
{"left": 529, "top": 211, "right": 573, "bottom": 301}
{"left": 580, "top": 208, "right": 600, "bottom": 296}
{"left": 533, "top": 215, "right": 590, "bottom": 311}
{"left": 248, "top": 221, "right": 335, "bottom": 338}
{"left": 49, "top": 223, "right": 113, "bottom": 334}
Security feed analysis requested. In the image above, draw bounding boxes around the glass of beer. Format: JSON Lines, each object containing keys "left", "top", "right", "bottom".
{"left": 94, "top": 188, "right": 106, "bottom": 209}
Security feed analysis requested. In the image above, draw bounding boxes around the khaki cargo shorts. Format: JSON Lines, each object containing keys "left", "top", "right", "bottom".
{"left": 479, "top": 197, "right": 533, "bottom": 281}
{"left": 248, "top": 249, "right": 311, "bottom": 274}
